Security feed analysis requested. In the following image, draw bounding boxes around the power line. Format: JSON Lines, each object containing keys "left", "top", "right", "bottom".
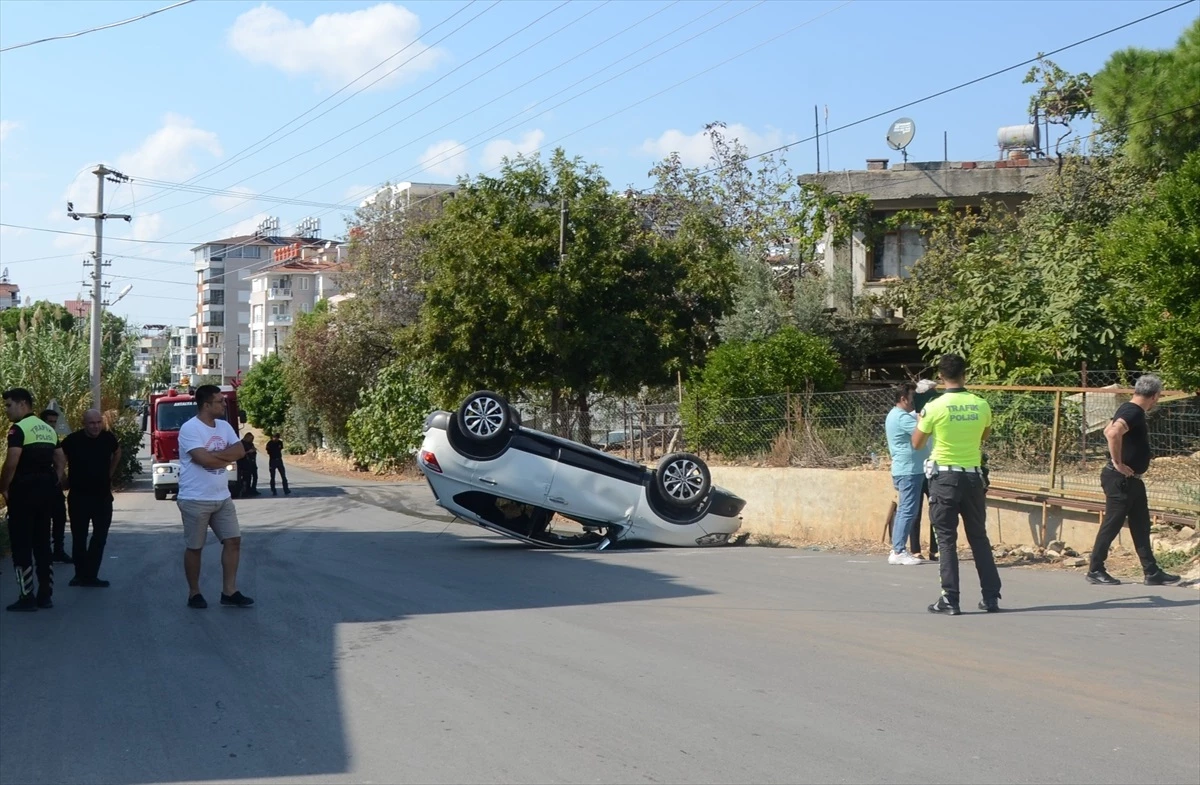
{"left": 120, "top": 0, "right": 492, "bottom": 215}
{"left": 684, "top": 0, "right": 1199, "bottom": 179}
{"left": 175, "top": 0, "right": 751, "bottom": 244}
{"left": 0, "top": 0, "right": 197, "bottom": 53}
{"left": 134, "top": 0, "right": 570, "bottom": 225}
{"left": 0, "top": 223, "right": 197, "bottom": 245}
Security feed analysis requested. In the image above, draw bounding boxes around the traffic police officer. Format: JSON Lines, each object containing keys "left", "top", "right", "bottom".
{"left": 912, "top": 355, "right": 1002, "bottom": 615}
{"left": 2, "top": 389, "right": 67, "bottom": 611}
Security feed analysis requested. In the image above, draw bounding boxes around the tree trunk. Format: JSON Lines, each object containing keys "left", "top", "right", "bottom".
{"left": 575, "top": 389, "right": 592, "bottom": 446}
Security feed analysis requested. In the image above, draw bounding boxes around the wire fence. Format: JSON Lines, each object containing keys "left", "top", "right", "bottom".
{"left": 516, "top": 377, "right": 1200, "bottom": 514}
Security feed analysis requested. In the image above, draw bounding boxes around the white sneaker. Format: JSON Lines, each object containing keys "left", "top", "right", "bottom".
{"left": 889, "top": 551, "right": 922, "bottom": 566}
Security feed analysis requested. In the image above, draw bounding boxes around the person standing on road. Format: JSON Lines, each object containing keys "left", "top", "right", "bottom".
{"left": 40, "top": 409, "right": 73, "bottom": 565}
{"left": 2, "top": 389, "right": 66, "bottom": 611}
{"left": 237, "top": 433, "right": 259, "bottom": 496}
{"left": 884, "top": 382, "right": 929, "bottom": 566}
{"left": 1086, "top": 374, "right": 1180, "bottom": 587}
{"left": 61, "top": 409, "right": 121, "bottom": 587}
{"left": 909, "top": 379, "right": 940, "bottom": 561}
{"left": 265, "top": 433, "right": 290, "bottom": 496}
{"left": 913, "top": 354, "right": 1002, "bottom": 616}
{"left": 177, "top": 385, "right": 254, "bottom": 609}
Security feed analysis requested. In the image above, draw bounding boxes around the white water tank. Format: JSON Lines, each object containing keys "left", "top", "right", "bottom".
{"left": 998, "top": 124, "right": 1039, "bottom": 150}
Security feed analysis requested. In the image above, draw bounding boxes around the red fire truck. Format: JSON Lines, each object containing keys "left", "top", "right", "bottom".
{"left": 148, "top": 384, "right": 243, "bottom": 501}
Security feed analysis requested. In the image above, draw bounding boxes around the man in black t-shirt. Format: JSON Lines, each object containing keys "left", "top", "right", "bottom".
{"left": 265, "top": 433, "right": 290, "bottom": 496}
{"left": 61, "top": 409, "right": 121, "bottom": 588}
{"left": 41, "top": 409, "right": 73, "bottom": 564}
{"left": 1087, "top": 374, "right": 1180, "bottom": 587}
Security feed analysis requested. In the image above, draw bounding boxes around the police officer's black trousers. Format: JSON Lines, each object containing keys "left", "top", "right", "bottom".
{"left": 68, "top": 493, "right": 113, "bottom": 581}
{"left": 51, "top": 486, "right": 67, "bottom": 553}
{"left": 8, "top": 483, "right": 54, "bottom": 598}
{"left": 929, "top": 472, "right": 1000, "bottom": 604}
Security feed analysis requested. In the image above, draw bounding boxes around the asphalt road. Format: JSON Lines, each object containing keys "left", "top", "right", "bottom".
{"left": 2, "top": 449, "right": 1198, "bottom": 785}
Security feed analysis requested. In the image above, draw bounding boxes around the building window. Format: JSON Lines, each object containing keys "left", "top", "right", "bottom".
{"left": 252, "top": 305, "right": 263, "bottom": 324}
{"left": 870, "top": 227, "right": 925, "bottom": 281}
{"left": 298, "top": 277, "right": 309, "bottom": 291}
{"left": 300, "top": 302, "right": 310, "bottom": 313}
{"left": 252, "top": 330, "right": 263, "bottom": 349}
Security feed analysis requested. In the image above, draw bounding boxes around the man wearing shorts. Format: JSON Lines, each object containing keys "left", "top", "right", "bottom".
{"left": 177, "top": 385, "right": 254, "bottom": 609}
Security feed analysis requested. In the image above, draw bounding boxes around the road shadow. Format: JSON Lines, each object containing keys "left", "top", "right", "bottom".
{"left": 1003, "top": 593, "right": 1200, "bottom": 613}
{"left": 0, "top": 524, "right": 710, "bottom": 785}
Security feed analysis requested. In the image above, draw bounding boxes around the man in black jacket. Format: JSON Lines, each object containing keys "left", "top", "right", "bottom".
{"left": 40, "top": 409, "right": 72, "bottom": 564}
{"left": 265, "top": 433, "right": 290, "bottom": 496}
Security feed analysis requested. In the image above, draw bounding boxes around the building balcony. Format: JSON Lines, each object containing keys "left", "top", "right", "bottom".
{"left": 267, "top": 314, "right": 292, "bottom": 326}
{"left": 267, "top": 288, "right": 292, "bottom": 300}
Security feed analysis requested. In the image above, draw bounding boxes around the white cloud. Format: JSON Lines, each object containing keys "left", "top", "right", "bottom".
{"left": 641, "top": 124, "right": 795, "bottom": 167}
{"left": 480, "top": 129, "right": 545, "bottom": 171}
{"left": 0, "top": 120, "right": 18, "bottom": 143}
{"left": 227, "top": 3, "right": 445, "bottom": 89}
{"left": 419, "top": 140, "right": 469, "bottom": 179}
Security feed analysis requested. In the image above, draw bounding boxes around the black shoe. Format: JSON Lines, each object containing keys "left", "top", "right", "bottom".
{"left": 928, "top": 553, "right": 939, "bottom": 562}
{"left": 220, "top": 591, "right": 254, "bottom": 608}
{"left": 52, "top": 550, "right": 73, "bottom": 564}
{"left": 1086, "top": 570, "right": 1122, "bottom": 586}
{"left": 272, "top": 490, "right": 277, "bottom": 496}
{"left": 1144, "top": 570, "right": 1181, "bottom": 586}
{"left": 82, "top": 578, "right": 110, "bottom": 588}
{"left": 6, "top": 595, "right": 37, "bottom": 612}
{"left": 36, "top": 594, "right": 53, "bottom": 609}
{"left": 978, "top": 599, "right": 1001, "bottom": 613}
{"left": 283, "top": 488, "right": 291, "bottom": 495}
{"left": 927, "top": 596, "right": 961, "bottom": 616}
{"left": 187, "top": 593, "right": 208, "bottom": 609}
{"left": 69, "top": 576, "right": 85, "bottom": 587}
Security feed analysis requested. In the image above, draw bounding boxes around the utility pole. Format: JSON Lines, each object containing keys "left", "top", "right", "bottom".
{"left": 68, "top": 165, "right": 131, "bottom": 410}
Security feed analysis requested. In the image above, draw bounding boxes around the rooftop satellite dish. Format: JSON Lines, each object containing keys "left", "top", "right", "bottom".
{"left": 886, "top": 117, "right": 916, "bottom": 162}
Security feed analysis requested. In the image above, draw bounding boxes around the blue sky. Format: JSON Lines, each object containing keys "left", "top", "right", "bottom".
{"left": 1, "top": 0, "right": 1195, "bottom": 326}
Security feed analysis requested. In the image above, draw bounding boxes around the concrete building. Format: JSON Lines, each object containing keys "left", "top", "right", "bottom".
{"left": 133, "top": 324, "right": 171, "bottom": 378}
{"left": 0, "top": 270, "right": 19, "bottom": 311}
{"left": 64, "top": 299, "right": 91, "bottom": 320}
{"left": 167, "top": 325, "right": 199, "bottom": 383}
{"left": 245, "top": 243, "right": 344, "bottom": 367}
{"left": 359, "top": 181, "right": 457, "bottom": 211}
{"left": 191, "top": 230, "right": 336, "bottom": 383}
{"left": 799, "top": 156, "right": 1054, "bottom": 305}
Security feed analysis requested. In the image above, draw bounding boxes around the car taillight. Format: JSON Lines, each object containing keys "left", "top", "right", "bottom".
{"left": 420, "top": 450, "right": 442, "bottom": 473}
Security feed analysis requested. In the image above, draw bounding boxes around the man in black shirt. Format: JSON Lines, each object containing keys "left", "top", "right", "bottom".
{"left": 265, "top": 433, "right": 290, "bottom": 496}
{"left": 1087, "top": 374, "right": 1180, "bottom": 587}
{"left": 41, "top": 409, "right": 73, "bottom": 564}
{"left": 62, "top": 409, "right": 121, "bottom": 587}
{"left": 236, "top": 433, "right": 259, "bottom": 496}
{"left": 2, "top": 389, "right": 66, "bottom": 611}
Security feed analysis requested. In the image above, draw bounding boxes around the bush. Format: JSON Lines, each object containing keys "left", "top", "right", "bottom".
{"left": 109, "top": 414, "right": 144, "bottom": 488}
{"left": 282, "top": 403, "right": 322, "bottom": 454}
{"left": 238, "top": 354, "right": 291, "bottom": 435}
{"left": 346, "top": 360, "right": 434, "bottom": 471}
{"left": 683, "top": 327, "right": 843, "bottom": 457}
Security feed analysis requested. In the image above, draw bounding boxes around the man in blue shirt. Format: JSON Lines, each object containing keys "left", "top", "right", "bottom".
{"left": 884, "top": 383, "right": 931, "bottom": 566}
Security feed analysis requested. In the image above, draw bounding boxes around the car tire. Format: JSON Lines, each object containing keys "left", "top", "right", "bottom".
{"left": 154, "top": 488, "right": 167, "bottom": 501}
{"left": 654, "top": 452, "right": 712, "bottom": 509}
{"left": 457, "top": 390, "right": 512, "bottom": 442}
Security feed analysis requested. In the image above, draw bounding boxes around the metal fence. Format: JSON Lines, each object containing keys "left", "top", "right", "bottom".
{"left": 516, "top": 380, "right": 1200, "bottom": 514}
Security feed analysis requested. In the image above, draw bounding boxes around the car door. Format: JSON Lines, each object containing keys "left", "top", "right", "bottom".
{"left": 545, "top": 446, "right": 643, "bottom": 524}
{"left": 472, "top": 436, "right": 556, "bottom": 508}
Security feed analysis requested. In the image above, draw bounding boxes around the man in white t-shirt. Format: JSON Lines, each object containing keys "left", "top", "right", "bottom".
{"left": 177, "top": 385, "right": 253, "bottom": 609}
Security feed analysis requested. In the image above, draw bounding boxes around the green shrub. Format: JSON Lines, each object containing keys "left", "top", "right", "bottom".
{"left": 346, "top": 360, "right": 434, "bottom": 471}
{"left": 109, "top": 414, "right": 144, "bottom": 488}
{"left": 683, "top": 327, "right": 843, "bottom": 457}
{"left": 282, "top": 403, "right": 321, "bottom": 454}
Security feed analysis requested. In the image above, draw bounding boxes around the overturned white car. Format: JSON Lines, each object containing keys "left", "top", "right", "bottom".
{"left": 417, "top": 391, "right": 745, "bottom": 549}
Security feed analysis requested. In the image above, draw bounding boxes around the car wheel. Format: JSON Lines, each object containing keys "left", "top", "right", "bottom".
{"left": 655, "top": 452, "right": 712, "bottom": 508}
{"left": 154, "top": 488, "right": 167, "bottom": 501}
{"left": 458, "top": 390, "right": 511, "bottom": 442}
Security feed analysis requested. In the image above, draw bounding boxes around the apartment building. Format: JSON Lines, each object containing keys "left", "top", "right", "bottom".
{"left": 245, "top": 243, "right": 344, "bottom": 367}
{"left": 167, "top": 324, "right": 199, "bottom": 383}
{"left": 191, "top": 231, "right": 333, "bottom": 383}
{"left": 132, "top": 324, "right": 171, "bottom": 378}
{"left": 0, "top": 269, "right": 20, "bottom": 311}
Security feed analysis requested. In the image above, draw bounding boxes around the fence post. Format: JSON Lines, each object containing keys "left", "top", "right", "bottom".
{"left": 1048, "top": 390, "right": 1063, "bottom": 491}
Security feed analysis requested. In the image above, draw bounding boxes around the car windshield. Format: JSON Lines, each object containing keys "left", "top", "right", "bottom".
{"left": 156, "top": 401, "right": 198, "bottom": 431}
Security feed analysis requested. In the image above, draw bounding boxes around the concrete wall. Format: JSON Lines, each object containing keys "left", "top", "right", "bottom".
{"left": 711, "top": 466, "right": 1118, "bottom": 552}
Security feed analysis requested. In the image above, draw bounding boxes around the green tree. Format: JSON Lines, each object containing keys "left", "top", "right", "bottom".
{"left": 0, "top": 301, "right": 76, "bottom": 336}
{"left": 286, "top": 299, "right": 397, "bottom": 451}
{"left": 346, "top": 359, "right": 434, "bottom": 470}
{"left": 417, "top": 149, "right": 737, "bottom": 437}
{"left": 1099, "top": 151, "right": 1200, "bottom": 390}
{"left": 142, "top": 352, "right": 171, "bottom": 395}
{"left": 1092, "top": 18, "right": 1200, "bottom": 171}
{"left": 237, "top": 353, "right": 292, "bottom": 434}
